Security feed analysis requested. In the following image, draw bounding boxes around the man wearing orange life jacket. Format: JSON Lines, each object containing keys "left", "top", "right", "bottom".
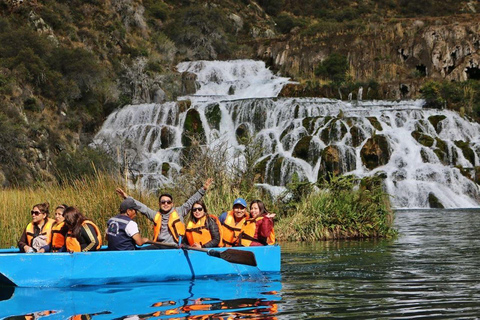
{"left": 238, "top": 200, "right": 275, "bottom": 247}
{"left": 18, "top": 202, "right": 55, "bottom": 253}
{"left": 218, "top": 198, "right": 249, "bottom": 247}
{"left": 115, "top": 178, "right": 213, "bottom": 245}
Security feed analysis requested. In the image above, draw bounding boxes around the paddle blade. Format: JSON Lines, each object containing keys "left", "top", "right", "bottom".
{"left": 219, "top": 249, "right": 257, "bottom": 267}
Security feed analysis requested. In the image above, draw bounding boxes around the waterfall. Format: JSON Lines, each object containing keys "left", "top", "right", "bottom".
{"left": 93, "top": 60, "right": 480, "bottom": 209}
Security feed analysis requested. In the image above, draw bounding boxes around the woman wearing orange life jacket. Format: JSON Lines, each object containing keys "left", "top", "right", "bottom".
{"left": 51, "top": 204, "right": 69, "bottom": 252}
{"left": 63, "top": 206, "right": 102, "bottom": 252}
{"left": 185, "top": 200, "right": 222, "bottom": 248}
{"left": 18, "top": 202, "right": 55, "bottom": 253}
{"left": 218, "top": 198, "right": 249, "bottom": 247}
{"left": 238, "top": 200, "right": 275, "bottom": 247}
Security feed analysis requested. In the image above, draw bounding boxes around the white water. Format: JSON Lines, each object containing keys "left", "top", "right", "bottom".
{"left": 93, "top": 60, "right": 480, "bottom": 208}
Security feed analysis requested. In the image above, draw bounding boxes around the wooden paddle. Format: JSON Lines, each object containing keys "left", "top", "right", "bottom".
{"left": 146, "top": 241, "right": 257, "bottom": 267}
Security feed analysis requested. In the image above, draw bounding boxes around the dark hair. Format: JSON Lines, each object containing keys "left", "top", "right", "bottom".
{"left": 63, "top": 206, "right": 88, "bottom": 239}
{"left": 55, "top": 204, "right": 68, "bottom": 211}
{"left": 33, "top": 202, "right": 50, "bottom": 217}
{"left": 159, "top": 193, "right": 173, "bottom": 202}
{"left": 190, "top": 200, "right": 208, "bottom": 220}
{"left": 250, "top": 200, "right": 269, "bottom": 216}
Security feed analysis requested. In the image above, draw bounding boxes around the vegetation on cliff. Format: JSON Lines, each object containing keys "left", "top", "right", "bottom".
{"left": 0, "top": 0, "right": 479, "bottom": 188}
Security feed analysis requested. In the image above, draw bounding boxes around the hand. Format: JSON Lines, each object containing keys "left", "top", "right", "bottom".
{"left": 266, "top": 213, "right": 276, "bottom": 219}
{"left": 116, "top": 188, "right": 128, "bottom": 199}
{"left": 192, "top": 243, "right": 202, "bottom": 248}
{"left": 24, "top": 245, "right": 34, "bottom": 253}
{"left": 203, "top": 178, "right": 213, "bottom": 190}
{"left": 37, "top": 248, "right": 45, "bottom": 253}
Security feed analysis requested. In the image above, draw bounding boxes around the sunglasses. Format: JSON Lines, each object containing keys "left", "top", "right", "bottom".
{"left": 31, "top": 211, "right": 42, "bottom": 216}
{"left": 160, "top": 200, "right": 172, "bottom": 205}
{"left": 192, "top": 207, "right": 203, "bottom": 212}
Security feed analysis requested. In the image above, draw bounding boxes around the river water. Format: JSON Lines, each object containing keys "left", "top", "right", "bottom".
{"left": 1, "top": 209, "right": 479, "bottom": 319}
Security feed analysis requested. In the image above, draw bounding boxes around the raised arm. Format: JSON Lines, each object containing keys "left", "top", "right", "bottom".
{"left": 178, "top": 178, "right": 213, "bottom": 218}
{"left": 116, "top": 187, "right": 157, "bottom": 221}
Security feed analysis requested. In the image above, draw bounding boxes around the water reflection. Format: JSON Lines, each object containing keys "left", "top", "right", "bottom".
{"left": 0, "top": 275, "right": 281, "bottom": 320}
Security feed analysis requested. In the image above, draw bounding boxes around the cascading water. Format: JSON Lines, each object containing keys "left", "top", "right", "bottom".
{"left": 93, "top": 60, "right": 480, "bottom": 208}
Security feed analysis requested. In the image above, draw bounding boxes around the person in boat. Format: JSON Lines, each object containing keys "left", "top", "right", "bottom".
{"left": 18, "top": 202, "right": 55, "bottom": 253}
{"left": 63, "top": 206, "right": 102, "bottom": 252}
{"left": 237, "top": 200, "right": 276, "bottom": 246}
{"left": 115, "top": 178, "right": 213, "bottom": 246}
{"left": 218, "top": 198, "right": 250, "bottom": 247}
{"left": 51, "top": 204, "right": 69, "bottom": 252}
{"left": 184, "top": 200, "right": 222, "bottom": 248}
{"left": 106, "top": 198, "right": 150, "bottom": 250}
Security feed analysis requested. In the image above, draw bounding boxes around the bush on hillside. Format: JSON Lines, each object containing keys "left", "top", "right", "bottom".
{"left": 315, "top": 53, "right": 349, "bottom": 85}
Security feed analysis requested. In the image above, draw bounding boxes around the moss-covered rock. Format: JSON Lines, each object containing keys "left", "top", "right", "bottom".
{"left": 360, "top": 135, "right": 391, "bottom": 170}
{"left": 411, "top": 130, "right": 434, "bottom": 147}
{"left": 160, "top": 126, "right": 175, "bottom": 149}
{"left": 205, "top": 103, "right": 222, "bottom": 131}
{"left": 181, "top": 72, "right": 197, "bottom": 95}
{"left": 177, "top": 100, "right": 191, "bottom": 113}
{"left": 433, "top": 137, "right": 449, "bottom": 165}
{"left": 454, "top": 140, "right": 475, "bottom": 165}
{"left": 292, "top": 136, "right": 322, "bottom": 166}
{"left": 266, "top": 155, "right": 284, "bottom": 185}
{"left": 320, "top": 118, "right": 347, "bottom": 145}
{"left": 236, "top": 123, "right": 250, "bottom": 145}
{"left": 161, "top": 162, "right": 171, "bottom": 176}
{"left": 350, "top": 125, "right": 366, "bottom": 147}
{"left": 254, "top": 155, "right": 272, "bottom": 183}
{"left": 182, "top": 108, "right": 205, "bottom": 147}
{"left": 367, "top": 117, "right": 383, "bottom": 131}
{"left": 280, "top": 123, "right": 295, "bottom": 141}
{"left": 318, "top": 145, "right": 356, "bottom": 181}
{"left": 428, "top": 192, "right": 444, "bottom": 208}
{"left": 428, "top": 115, "right": 446, "bottom": 134}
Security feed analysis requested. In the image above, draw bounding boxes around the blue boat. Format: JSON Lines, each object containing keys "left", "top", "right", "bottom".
{"left": 0, "top": 245, "right": 281, "bottom": 288}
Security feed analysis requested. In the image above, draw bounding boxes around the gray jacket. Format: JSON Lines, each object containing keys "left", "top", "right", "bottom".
{"left": 130, "top": 187, "right": 206, "bottom": 244}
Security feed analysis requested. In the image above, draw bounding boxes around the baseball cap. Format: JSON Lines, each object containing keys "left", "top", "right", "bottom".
{"left": 119, "top": 198, "right": 141, "bottom": 213}
{"left": 232, "top": 198, "right": 247, "bottom": 208}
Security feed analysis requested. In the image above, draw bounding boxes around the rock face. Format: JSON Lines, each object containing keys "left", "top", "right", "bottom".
{"left": 256, "top": 16, "right": 480, "bottom": 99}
{"left": 361, "top": 135, "right": 392, "bottom": 170}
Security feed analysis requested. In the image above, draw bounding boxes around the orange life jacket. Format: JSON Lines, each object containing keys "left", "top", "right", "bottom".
{"left": 239, "top": 216, "right": 276, "bottom": 246}
{"left": 65, "top": 221, "right": 102, "bottom": 252}
{"left": 153, "top": 210, "right": 185, "bottom": 242}
{"left": 221, "top": 210, "right": 249, "bottom": 247}
{"left": 25, "top": 218, "right": 55, "bottom": 247}
{"left": 51, "top": 221, "right": 67, "bottom": 252}
{"left": 185, "top": 214, "right": 223, "bottom": 247}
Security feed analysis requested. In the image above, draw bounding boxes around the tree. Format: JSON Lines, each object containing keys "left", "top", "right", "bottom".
{"left": 315, "top": 53, "right": 349, "bottom": 85}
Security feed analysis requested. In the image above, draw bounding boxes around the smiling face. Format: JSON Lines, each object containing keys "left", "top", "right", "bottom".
{"left": 233, "top": 204, "right": 246, "bottom": 220}
{"left": 191, "top": 204, "right": 205, "bottom": 219}
{"left": 250, "top": 203, "right": 261, "bottom": 219}
{"left": 31, "top": 206, "right": 46, "bottom": 225}
{"left": 159, "top": 196, "right": 173, "bottom": 212}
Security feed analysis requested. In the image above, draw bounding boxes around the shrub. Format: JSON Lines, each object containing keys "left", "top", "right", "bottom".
{"left": 315, "top": 53, "right": 349, "bottom": 85}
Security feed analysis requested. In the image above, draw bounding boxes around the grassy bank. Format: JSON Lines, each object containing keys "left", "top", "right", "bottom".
{"left": 0, "top": 170, "right": 395, "bottom": 248}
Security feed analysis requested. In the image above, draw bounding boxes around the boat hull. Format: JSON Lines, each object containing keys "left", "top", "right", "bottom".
{"left": 0, "top": 245, "right": 280, "bottom": 287}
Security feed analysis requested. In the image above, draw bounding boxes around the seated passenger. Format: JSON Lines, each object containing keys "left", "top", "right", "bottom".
{"left": 63, "top": 206, "right": 102, "bottom": 252}
{"left": 219, "top": 198, "right": 249, "bottom": 247}
{"left": 51, "top": 204, "right": 69, "bottom": 252}
{"left": 238, "top": 200, "right": 276, "bottom": 246}
{"left": 18, "top": 202, "right": 55, "bottom": 253}
{"left": 106, "top": 198, "right": 150, "bottom": 250}
{"left": 185, "top": 200, "right": 222, "bottom": 248}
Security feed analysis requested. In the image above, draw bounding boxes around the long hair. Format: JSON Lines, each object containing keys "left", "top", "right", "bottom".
{"left": 33, "top": 202, "right": 50, "bottom": 217}
{"left": 190, "top": 200, "right": 208, "bottom": 221}
{"left": 63, "top": 206, "right": 88, "bottom": 238}
{"left": 250, "top": 200, "right": 269, "bottom": 216}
